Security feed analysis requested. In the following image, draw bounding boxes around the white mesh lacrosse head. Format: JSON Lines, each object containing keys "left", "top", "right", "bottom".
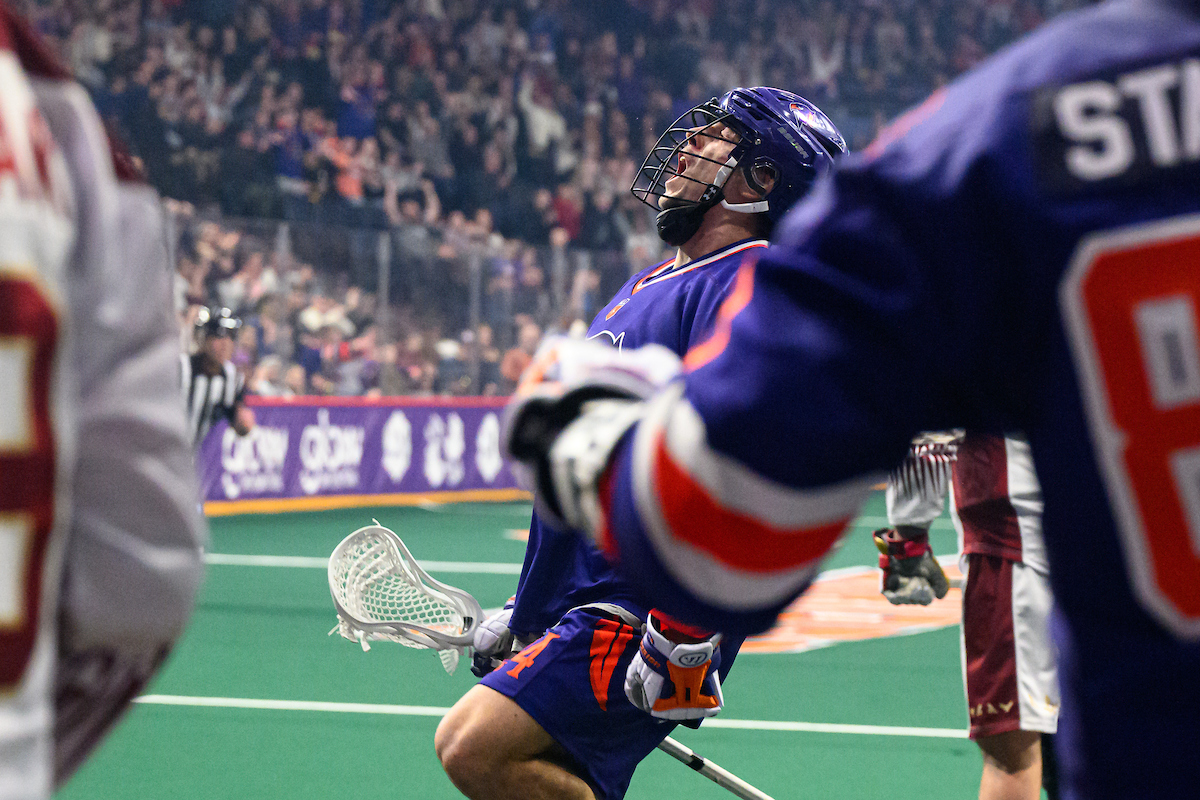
{"left": 329, "top": 523, "right": 482, "bottom": 675}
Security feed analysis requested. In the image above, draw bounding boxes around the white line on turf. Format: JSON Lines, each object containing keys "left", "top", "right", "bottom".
{"left": 203, "top": 553, "right": 522, "bottom": 574}
{"left": 133, "top": 695, "right": 967, "bottom": 738}
{"left": 203, "top": 554, "right": 957, "bottom": 578}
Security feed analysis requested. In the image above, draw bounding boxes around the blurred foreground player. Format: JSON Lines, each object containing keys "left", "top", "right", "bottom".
{"left": 503, "top": 1, "right": 1200, "bottom": 797}
{"left": 435, "top": 88, "right": 844, "bottom": 800}
{"left": 879, "top": 433, "right": 1059, "bottom": 800}
{"left": 0, "top": 6, "right": 205, "bottom": 797}
{"left": 180, "top": 306, "right": 255, "bottom": 448}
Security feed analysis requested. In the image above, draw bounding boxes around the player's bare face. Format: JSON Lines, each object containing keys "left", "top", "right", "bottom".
{"left": 661, "top": 122, "right": 740, "bottom": 207}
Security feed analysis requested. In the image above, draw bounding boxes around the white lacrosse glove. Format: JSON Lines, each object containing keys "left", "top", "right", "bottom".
{"left": 470, "top": 597, "right": 517, "bottom": 677}
{"left": 502, "top": 338, "right": 682, "bottom": 533}
{"left": 625, "top": 611, "right": 724, "bottom": 721}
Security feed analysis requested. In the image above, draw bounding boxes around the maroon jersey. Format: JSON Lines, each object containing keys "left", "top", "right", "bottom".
{"left": 886, "top": 432, "right": 1047, "bottom": 573}
{"left": 953, "top": 433, "right": 1047, "bottom": 573}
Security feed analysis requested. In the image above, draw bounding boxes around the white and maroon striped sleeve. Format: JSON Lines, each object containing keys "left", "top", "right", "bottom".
{"left": 885, "top": 435, "right": 958, "bottom": 530}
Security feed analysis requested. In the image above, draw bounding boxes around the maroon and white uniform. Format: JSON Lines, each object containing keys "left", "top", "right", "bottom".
{"left": 886, "top": 432, "right": 1059, "bottom": 739}
{"left": 0, "top": 9, "right": 205, "bottom": 798}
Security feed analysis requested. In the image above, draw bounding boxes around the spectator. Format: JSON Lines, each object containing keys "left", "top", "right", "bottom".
{"left": 283, "top": 362, "right": 309, "bottom": 395}
{"left": 433, "top": 337, "right": 471, "bottom": 395}
{"left": 251, "top": 355, "right": 290, "bottom": 396}
{"left": 499, "top": 319, "right": 541, "bottom": 393}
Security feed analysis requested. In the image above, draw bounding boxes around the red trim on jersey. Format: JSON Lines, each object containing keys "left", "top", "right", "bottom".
{"left": 652, "top": 431, "right": 849, "bottom": 573}
{"left": 650, "top": 609, "right": 712, "bottom": 641}
{"left": 683, "top": 260, "right": 757, "bottom": 371}
{"left": 245, "top": 395, "right": 508, "bottom": 408}
{"left": 594, "top": 461, "right": 620, "bottom": 562}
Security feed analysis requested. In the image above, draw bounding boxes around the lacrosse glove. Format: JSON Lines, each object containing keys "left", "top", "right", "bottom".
{"left": 502, "top": 338, "right": 681, "bottom": 533}
{"left": 874, "top": 528, "right": 950, "bottom": 605}
{"left": 471, "top": 597, "right": 517, "bottom": 677}
{"left": 625, "top": 610, "right": 724, "bottom": 720}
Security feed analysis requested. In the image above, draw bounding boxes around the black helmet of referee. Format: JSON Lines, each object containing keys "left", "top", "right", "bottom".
{"left": 196, "top": 306, "right": 242, "bottom": 338}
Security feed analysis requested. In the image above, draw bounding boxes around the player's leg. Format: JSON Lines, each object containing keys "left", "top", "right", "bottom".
{"left": 977, "top": 729, "right": 1042, "bottom": 800}
{"left": 437, "top": 608, "right": 670, "bottom": 800}
{"left": 435, "top": 684, "right": 596, "bottom": 800}
{"left": 961, "top": 555, "right": 1059, "bottom": 800}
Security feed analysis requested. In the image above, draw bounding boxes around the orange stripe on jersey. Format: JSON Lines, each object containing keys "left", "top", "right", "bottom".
{"left": 633, "top": 241, "right": 766, "bottom": 295}
{"left": 683, "top": 260, "right": 757, "bottom": 371}
{"left": 588, "top": 618, "right": 635, "bottom": 711}
{"left": 631, "top": 258, "right": 675, "bottom": 294}
{"left": 653, "top": 431, "right": 850, "bottom": 573}
{"left": 864, "top": 88, "right": 946, "bottom": 161}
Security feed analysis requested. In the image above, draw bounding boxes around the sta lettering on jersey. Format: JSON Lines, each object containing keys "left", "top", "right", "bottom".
{"left": 1034, "top": 53, "right": 1200, "bottom": 192}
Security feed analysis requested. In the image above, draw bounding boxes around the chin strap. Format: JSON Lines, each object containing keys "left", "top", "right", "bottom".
{"left": 656, "top": 153, "right": 770, "bottom": 245}
{"left": 720, "top": 198, "right": 769, "bottom": 214}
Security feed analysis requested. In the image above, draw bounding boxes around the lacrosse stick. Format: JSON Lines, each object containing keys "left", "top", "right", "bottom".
{"left": 328, "top": 522, "right": 775, "bottom": 800}
{"left": 656, "top": 736, "right": 776, "bottom": 800}
{"left": 328, "top": 522, "right": 483, "bottom": 674}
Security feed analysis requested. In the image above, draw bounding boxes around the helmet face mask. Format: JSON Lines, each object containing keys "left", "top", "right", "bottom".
{"left": 632, "top": 100, "right": 750, "bottom": 214}
{"left": 631, "top": 87, "right": 846, "bottom": 247}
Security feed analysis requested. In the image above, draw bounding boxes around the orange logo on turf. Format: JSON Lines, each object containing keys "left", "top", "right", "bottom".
{"left": 743, "top": 561, "right": 963, "bottom": 654}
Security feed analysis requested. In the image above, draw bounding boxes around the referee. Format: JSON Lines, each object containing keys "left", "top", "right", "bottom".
{"left": 182, "top": 307, "right": 256, "bottom": 447}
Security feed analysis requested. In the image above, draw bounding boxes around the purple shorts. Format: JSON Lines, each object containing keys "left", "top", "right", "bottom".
{"left": 480, "top": 607, "right": 678, "bottom": 800}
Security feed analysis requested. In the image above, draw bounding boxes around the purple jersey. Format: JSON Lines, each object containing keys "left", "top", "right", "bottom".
{"left": 509, "top": 238, "right": 767, "bottom": 638}
{"left": 588, "top": 3, "right": 1200, "bottom": 797}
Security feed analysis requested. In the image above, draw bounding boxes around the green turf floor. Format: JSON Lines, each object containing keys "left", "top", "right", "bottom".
{"left": 57, "top": 496, "right": 1000, "bottom": 800}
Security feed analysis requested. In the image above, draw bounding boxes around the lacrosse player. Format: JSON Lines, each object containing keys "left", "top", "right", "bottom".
{"left": 501, "top": 2, "right": 1200, "bottom": 797}
{"left": 435, "top": 87, "right": 845, "bottom": 800}
{"left": 0, "top": 8, "right": 205, "bottom": 796}
{"left": 878, "top": 433, "right": 1059, "bottom": 800}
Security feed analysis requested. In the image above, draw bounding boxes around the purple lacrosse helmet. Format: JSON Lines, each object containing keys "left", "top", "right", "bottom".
{"left": 631, "top": 87, "right": 846, "bottom": 246}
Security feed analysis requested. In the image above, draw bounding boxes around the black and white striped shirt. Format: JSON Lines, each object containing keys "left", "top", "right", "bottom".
{"left": 180, "top": 353, "right": 245, "bottom": 447}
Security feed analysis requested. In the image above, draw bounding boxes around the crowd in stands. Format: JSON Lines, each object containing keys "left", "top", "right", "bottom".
{"left": 24, "top": 0, "right": 1090, "bottom": 396}
{"left": 168, "top": 201, "right": 592, "bottom": 396}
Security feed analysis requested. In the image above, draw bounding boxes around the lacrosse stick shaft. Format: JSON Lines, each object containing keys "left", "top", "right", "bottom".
{"left": 656, "top": 736, "right": 776, "bottom": 800}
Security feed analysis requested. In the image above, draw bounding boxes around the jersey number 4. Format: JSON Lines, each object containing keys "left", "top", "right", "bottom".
{"left": 1062, "top": 215, "right": 1200, "bottom": 639}
{"left": 0, "top": 274, "right": 59, "bottom": 687}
